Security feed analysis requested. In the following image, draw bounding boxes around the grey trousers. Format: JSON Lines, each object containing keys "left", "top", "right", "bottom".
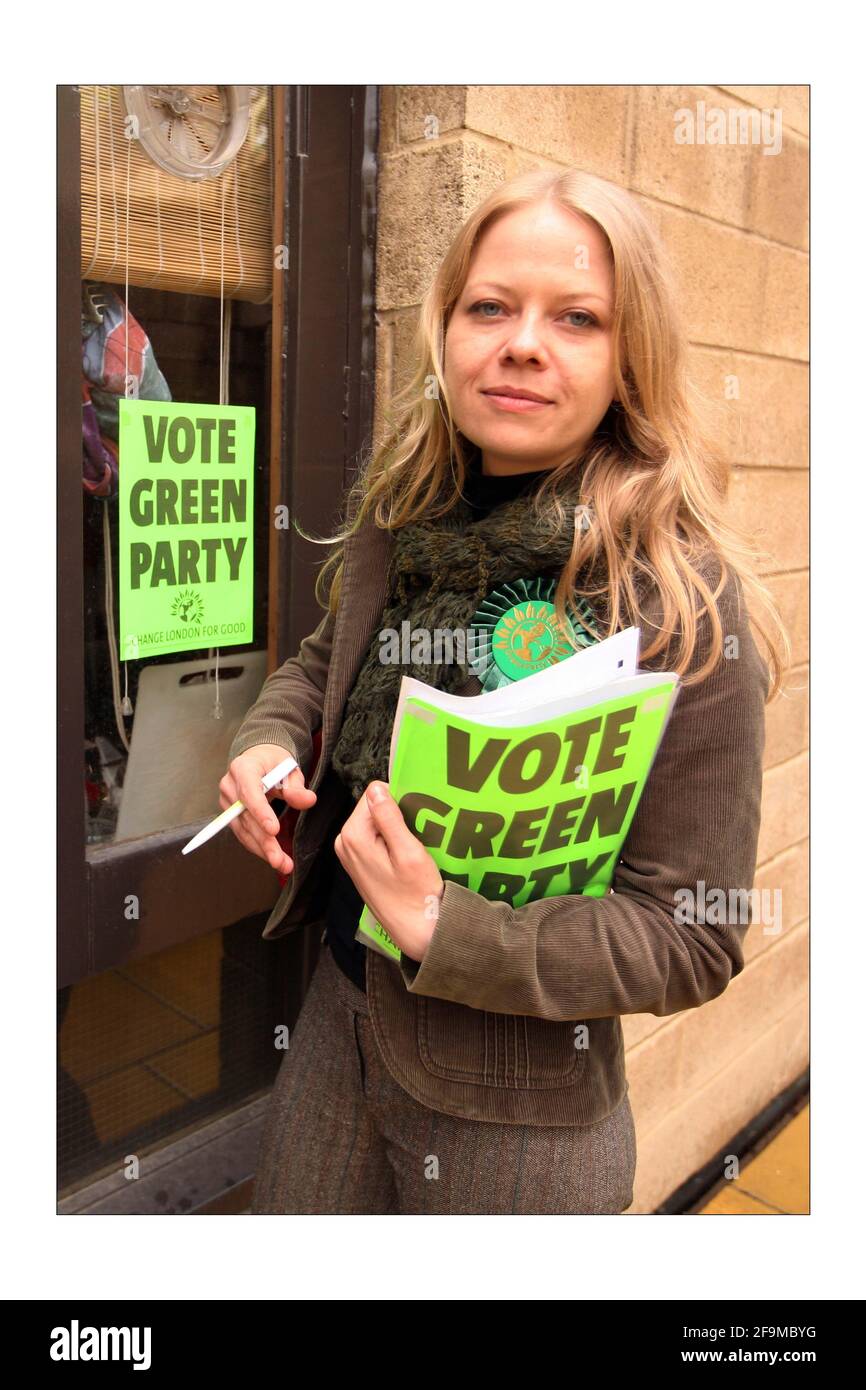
{"left": 251, "top": 941, "right": 637, "bottom": 1215}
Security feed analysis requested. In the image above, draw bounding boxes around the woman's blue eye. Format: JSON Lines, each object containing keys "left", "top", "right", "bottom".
{"left": 468, "top": 301, "right": 596, "bottom": 328}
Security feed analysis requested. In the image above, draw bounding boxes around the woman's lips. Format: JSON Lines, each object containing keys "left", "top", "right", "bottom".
{"left": 482, "top": 392, "right": 552, "bottom": 413}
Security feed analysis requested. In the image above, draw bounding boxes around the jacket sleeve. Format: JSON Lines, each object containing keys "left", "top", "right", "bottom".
{"left": 397, "top": 570, "right": 770, "bottom": 1021}
{"left": 226, "top": 605, "right": 336, "bottom": 775}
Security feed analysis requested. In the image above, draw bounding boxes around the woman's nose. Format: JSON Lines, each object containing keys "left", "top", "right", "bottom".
{"left": 500, "top": 316, "right": 548, "bottom": 362}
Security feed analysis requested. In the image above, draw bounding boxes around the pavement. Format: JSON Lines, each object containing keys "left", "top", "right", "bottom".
{"left": 696, "top": 1103, "right": 809, "bottom": 1214}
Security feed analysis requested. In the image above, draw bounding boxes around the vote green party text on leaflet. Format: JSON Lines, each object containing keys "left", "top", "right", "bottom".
{"left": 118, "top": 400, "right": 255, "bottom": 659}
{"left": 355, "top": 628, "right": 679, "bottom": 962}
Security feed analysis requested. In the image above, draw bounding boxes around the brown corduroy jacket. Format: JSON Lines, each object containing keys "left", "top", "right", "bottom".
{"left": 227, "top": 502, "right": 768, "bottom": 1126}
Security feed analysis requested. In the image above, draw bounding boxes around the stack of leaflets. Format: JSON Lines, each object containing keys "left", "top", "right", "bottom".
{"left": 355, "top": 628, "right": 679, "bottom": 961}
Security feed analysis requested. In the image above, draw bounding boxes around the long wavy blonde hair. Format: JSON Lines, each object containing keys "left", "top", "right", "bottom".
{"left": 302, "top": 167, "right": 789, "bottom": 697}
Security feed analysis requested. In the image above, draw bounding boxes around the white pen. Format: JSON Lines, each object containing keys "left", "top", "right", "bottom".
{"left": 181, "top": 753, "right": 300, "bottom": 855}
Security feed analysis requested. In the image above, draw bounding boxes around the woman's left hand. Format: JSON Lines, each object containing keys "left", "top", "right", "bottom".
{"left": 334, "top": 781, "right": 444, "bottom": 961}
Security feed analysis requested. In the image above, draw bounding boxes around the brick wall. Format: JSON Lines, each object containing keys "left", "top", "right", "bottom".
{"left": 373, "top": 85, "right": 809, "bottom": 1212}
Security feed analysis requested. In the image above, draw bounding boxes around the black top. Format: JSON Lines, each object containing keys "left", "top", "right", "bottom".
{"left": 323, "top": 462, "right": 549, "bottom": 993}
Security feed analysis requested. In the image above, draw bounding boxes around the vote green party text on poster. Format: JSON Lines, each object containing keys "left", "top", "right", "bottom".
{"left": 118, "top": 400, "right": 255, "bottom": 659}
{"left": 357, "top": 681, "right": 676, "bottom": 962}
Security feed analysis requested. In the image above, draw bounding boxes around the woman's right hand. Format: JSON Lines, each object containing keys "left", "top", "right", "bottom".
{"left": 219, "top": 744, "right": 317, "bottom": 876}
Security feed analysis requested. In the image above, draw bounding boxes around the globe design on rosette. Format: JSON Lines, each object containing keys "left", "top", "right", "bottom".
{"left": 468, "top": 577, "right": 599, "bottom": 692}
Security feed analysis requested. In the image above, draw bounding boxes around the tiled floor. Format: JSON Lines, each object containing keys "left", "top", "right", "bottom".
{"left": 60, "top": 933, "right": 224, "bottom": 1145}
{"left": 697, "top": 1103, "right": 809, "bottom": 1214}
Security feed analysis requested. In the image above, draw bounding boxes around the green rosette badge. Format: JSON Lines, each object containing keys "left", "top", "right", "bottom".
{"left": 469, "top": 577, "right": 599, "bottom": 691}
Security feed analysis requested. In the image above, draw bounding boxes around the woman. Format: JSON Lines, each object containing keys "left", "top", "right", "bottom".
{"left": 220, "top": 167, "right": 788, "bottom": 1215}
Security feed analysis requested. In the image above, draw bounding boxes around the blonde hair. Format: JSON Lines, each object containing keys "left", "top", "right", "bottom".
{"left": 303, "top": 167, "right": 789, "bottom": 697}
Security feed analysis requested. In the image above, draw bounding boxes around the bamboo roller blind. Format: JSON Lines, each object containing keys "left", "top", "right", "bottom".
{"left": 80, "top": 85, "right": 274, "bottom": 304}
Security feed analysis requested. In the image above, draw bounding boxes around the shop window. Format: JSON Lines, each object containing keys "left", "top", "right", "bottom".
{"left": 65, "top": 85, "right": 280, "bottom": 1199}
{"left": 59, "top": 84, "right": 376, "bottom": 1206}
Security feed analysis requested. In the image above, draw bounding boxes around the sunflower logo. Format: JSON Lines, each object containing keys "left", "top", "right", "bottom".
{"left": 469, "top": 577, "right": 599, "bottom": 690}
{"left": 171, "top": 589, "right": 204, "bottom": 625}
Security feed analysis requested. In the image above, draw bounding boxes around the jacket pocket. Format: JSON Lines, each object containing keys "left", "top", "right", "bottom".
{"left": 416, "top": 995, "right": 587, "bottom": 1090}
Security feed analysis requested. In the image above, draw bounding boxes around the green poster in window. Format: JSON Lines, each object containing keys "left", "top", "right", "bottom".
{"left": 118, "top": 400, "right": 255, "bottom": 659}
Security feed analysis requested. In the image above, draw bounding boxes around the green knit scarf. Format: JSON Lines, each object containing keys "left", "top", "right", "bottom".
{"left": 330, "top": 472, "right": 593, "bottom": 800}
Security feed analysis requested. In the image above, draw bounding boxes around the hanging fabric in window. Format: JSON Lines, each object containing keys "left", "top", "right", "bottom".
{"left": 80, "top": 85, "right": 274, "bottom": 304}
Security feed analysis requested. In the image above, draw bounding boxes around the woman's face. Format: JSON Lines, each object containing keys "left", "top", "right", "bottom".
{"left": 443, "top": 201, "right": 618, "bottom": 476}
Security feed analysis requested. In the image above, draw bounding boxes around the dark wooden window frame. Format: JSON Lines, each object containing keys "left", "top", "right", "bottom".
{"left": 58, "top": 85, "right": 378, "bottom": 989}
